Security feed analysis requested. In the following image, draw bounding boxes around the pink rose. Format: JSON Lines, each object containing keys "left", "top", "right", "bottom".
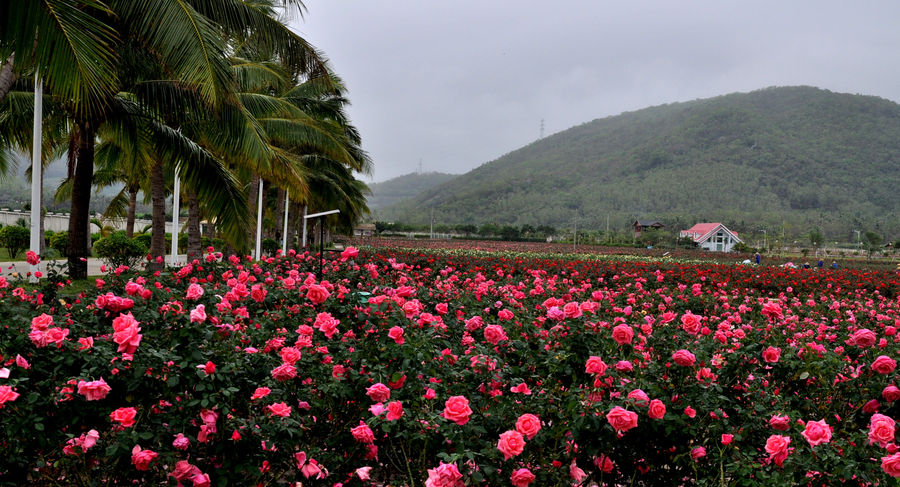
{"left": 31, "top": 313, "right": 53, "bottom": 330}
{"left": 0, "top": 385, "right": 22, "bottom": 408}
{"left": 110, "top": 407, "right": 138, "bottom": 427}
{"left": 648, "top": 399, "right": 666, "bottom": 419}
{"left": 185, "top": 283, "right": 204, "bottom": 300}
{"left": 691, "top": 446, "right": 706, "bottom": 460}
{"left": 684, "top": 407, "right": 697, "bottom": 418}
{"left": 77, "top": 378, "right": 111, "bottom": 401}
{"left": 721, "top": 433, "right": 734, "bottom": 445}
{"left": 441, "top": 395, "right": 473, "bottom": 425}
{"left": 366, "top": 383, "right": 391, "bottom": 403}
{"left": 250, "top": 387, "right": 271, "bottom": 401}
{"left": 25, "top": 250, "right": 40, "bottom": 265}
{"left": 872, "top": 355, "right": 897, "bottom": 375}
{"left": 769, "top": 414, "right": 790, "bottom": 431}
{"left": 483, "top": 324, "right": 508, "bottom": 345}
{"left": 585, "top": 356, "right": 608, "bottom": 375}
{"left": 497, "top": 430, "right": 526, "bottom": 460}
{"left": 882, "top": 452, "right": 900, "bottom": 478}
{"left": 498, "top": 308, "right": 514, "bottom": 320}
{"left": 351, "top": 421, "right": 375, "bottom": 443}
{"left": 627, "top": 389, "right": 650, "bottom": 407}
{"left": 851, "top": 328, "right": 877, "bottom": 348}
{"left": 606, "top": 406, "right": 638, "bottom": 433}
{"left": 680, "top": 312, "right": 702, "bottom": 334}
{"left": 279, "top": 346, "right": 302, "bottom": 365}
{"left": 81, "top": 429, "right": 99, "bottom": 450}
{"left": 762, "top": 346, "right": 781, "bottom": 363}
{"left": 425, "top": 462, "right": 463, "bottom": 487}
{"left": 314, "top": 312, "right": 340, "bottom": 338}
{"left": 868, "top": 413, "right": 896, "bottom": 447}
{"left": 672, "top": 349, "right": 696, "bottom": 367}
{"left": 131, "top": 445, "right": 158, "bottom": 471}
{"left": 171, "top": 460, "right": 201, "bottom": 482}
{"left": 189, "top": 304, "right": 207, "bottom": 323}
{"left": 883, "top": 385, "right": 900, "bottom": 402}
{"left": 388, "top": 326, "right": 405, "bottom": 345}
{"left": 356, "top": 466, "right": 372, "bottom": 480}
{"left": 563, "top": 301, "right": 582, "bottom": 319}
{"left": 385, "top": 401, "right": 403, "bottom": 421}
{"left": 515, "top": 413, "right": 541, "bottom": 439}
{"left": 172, "top": 433, "right": 190, "bottom": 450}
{"left": 111, "top": 312, "right": 142, "bottom": 354}
{"left": 271, "top": 363, "right": 297, "bottom": 381}
{"left": 611, "top": 324, "right": 634, "bottom": 345}
{"left": 266, "top": 402, "right": 291, "bottom": 417}
{"left": 765, "top": 434, "right": 791, "bottom": 466}
{"left": 801, "top": 419, "right": 832, "bottom": 447}
{"left": 306, "top": 284, "right": 330, "bottom": 304}
{"left": 510, "top": 468, "right": 536, "bottom": 487}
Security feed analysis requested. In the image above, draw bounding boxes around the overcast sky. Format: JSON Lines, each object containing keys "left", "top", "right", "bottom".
{"left": 292, "top": 1, "right": 900, "bottom": 183}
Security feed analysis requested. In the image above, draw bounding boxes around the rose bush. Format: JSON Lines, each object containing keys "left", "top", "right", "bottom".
{"left": 0, "top": 245, "right": 898, "bottom": 485}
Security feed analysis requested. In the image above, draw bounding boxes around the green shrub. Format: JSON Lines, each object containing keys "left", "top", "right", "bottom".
{"left": 92, "top": 233, "right": 147, "bottom": 269}
{"left": 261, "top": 238, "right": 279, "bottom": 256}
{"left": 49, "top": 231, "right": 68, "bottom": 256}
{"left": 0, "top": 225, "right": 30, "bottom": 259}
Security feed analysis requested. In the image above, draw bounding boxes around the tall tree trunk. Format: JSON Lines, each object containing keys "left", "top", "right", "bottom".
{"left": 186, "top": 189, "right": 202, "bottom": 259}
{"left": 66, "top": 123, "right": 94, "bottom": 279}
{"left": 148, "top": 158, "right": 166, "bottom": 272}
{"left": 247, "top": 173, "right": 259, "bottom": 254}
{"left": 39, "top": 172, "right": 45, "bottom": 254}
{"left": 0, "top": 53, "right": 16, "bottom": 105}
{"left": 125, "top": 186, "right": 138, "bottom": 238}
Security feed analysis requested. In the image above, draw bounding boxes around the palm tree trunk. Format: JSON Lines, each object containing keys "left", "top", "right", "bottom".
{"left": 66, "top": 123, "right": 94, "bottom": 279}
{"left": 125, "top": 186, "right": 138, "bottom": 238}
{"left": 186, "top": 189, "right": 202, "bottom": 259}
{"left": 0, "top": 53, "right": 16, "bottom": 105}
{"left": 148, "top": 159, "right": 166, "bottom": 272}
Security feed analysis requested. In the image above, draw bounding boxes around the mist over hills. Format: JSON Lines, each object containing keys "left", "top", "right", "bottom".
{"left": 378, "top": 86, "right": 900, "bottom": 240}
{"left": 367, "top": 172, "right": 458, "bottom": 211}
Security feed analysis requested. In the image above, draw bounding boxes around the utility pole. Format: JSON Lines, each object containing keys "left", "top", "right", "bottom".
{"left": 430, "top": 208, "right": 434, "bottom": 239}
{"left": 540, "top": 119, "right": 545, "bottom": 139}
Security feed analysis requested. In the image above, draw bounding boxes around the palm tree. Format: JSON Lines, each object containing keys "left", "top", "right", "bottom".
{"left": 0, "top": 1, "right": 118, "bottom": 113}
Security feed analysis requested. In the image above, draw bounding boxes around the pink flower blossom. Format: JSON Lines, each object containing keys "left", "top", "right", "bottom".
{"left": 801, "top": 419, "right": 833, "bottom": 447}
{"left": 77, "top": 378, "right": 111, "bottom": 401}
{"left": 497, "top": 430, "right": 526, "bottom": 459}
{"left": 441, "top": 395, "right": 473, "bottom": 425}
{"left": 510, "top": 468, "right": 536, "bottom": 487}
{"left": 606, "top": 406, "right": 639, "bottom": 433}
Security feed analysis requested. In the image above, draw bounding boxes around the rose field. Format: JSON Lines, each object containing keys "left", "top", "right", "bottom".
{"left": 2, "top": 245, "right": 900, "bottom": 486}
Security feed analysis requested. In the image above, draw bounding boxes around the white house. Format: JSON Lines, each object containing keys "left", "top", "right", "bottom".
{"left": 680, "top": 223, "right": 742, "bottom": 252}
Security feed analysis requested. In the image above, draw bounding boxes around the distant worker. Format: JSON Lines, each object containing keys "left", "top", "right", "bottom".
{"left": 832, "top": 261, "right": 838, "bottom": 269}
{"left": 817, "top": 259, "right": 824, "bottom": 269}
{"left": 803, "top": 262, "right": 811, "bottom": 269}
{"left": 755, "top": 253, "right": 761, "bottom": 265}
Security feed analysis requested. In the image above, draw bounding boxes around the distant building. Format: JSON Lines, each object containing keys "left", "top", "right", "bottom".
{"left": 353, "top": 223, "right": 376, "bottom": 238}
{"left": 633, "top": 220, "right": 664, "bottom": 237}
{"left": 680, "top": 223, "right": 742, "bottom": 252}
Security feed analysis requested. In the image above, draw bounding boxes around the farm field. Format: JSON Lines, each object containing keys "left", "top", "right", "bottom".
{"left": 1, "top": 245, "right": 899, "bottom": 485}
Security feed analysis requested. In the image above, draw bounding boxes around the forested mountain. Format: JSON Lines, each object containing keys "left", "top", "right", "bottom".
{"left": 367, "top": 172, "right": 458, "bottom": 210}
{"left": 380, "top": 86, "right": 900, "bottom": 240}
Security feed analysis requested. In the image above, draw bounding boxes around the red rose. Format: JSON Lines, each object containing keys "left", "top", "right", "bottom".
{"left": 110, "top": 407, "right": 138, "bottom": 427}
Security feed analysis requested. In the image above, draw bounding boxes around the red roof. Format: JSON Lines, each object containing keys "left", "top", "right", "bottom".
{"left": 679, "top": 223, "right": 741, "bottom": 243}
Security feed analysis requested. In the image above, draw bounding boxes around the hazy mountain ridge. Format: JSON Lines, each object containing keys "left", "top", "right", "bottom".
{"left": 367, "top": 171, "right": 458, "bottom": 211}
{"left": 381, "top": 86, "right": 900, "bottom": 238}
